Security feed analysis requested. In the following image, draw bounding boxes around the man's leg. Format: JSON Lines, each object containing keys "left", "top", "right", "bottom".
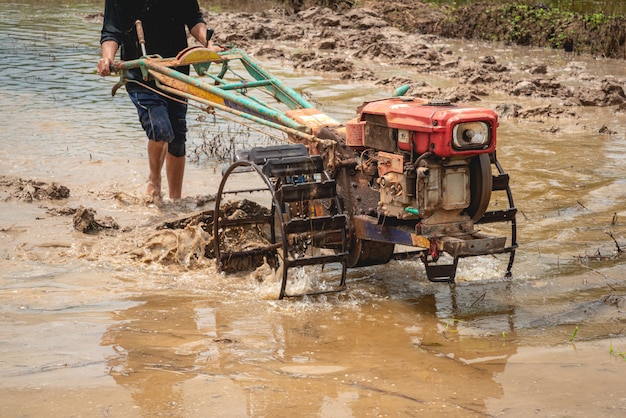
{"left": 166, "top": 153, "right": 185, "bottom": 200}
{"left": 127, "top": 87, "right": 175, "bottom": 201}
{"left": 166, "top": 98, "right": 188, "bottom": 200}
{"left": 147, "top": 139, "right": 168, "bottom": 198}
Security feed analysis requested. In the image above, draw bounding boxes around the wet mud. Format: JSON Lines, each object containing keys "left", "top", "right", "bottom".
{"left": 206, "top": 5, "right": 626, "bottom": 117}
{"left": 1, "top": 1, "right": 626, "bottom": 417}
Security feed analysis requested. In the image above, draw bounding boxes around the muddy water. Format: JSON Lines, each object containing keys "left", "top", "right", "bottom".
{"left": 1, "top": 1, "right": 626, "bottom": 417}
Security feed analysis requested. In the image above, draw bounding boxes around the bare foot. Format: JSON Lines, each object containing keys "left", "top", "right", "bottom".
{"left": 145, "top": 181, "right": 163, "bottom": 207}
{"left": 146, "top": 180, "right": 161, "bottom": 196}
{"left": 144, "top": 193, "right": 163, "bottom": 207}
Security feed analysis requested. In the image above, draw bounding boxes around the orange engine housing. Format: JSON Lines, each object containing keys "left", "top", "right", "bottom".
{"left": 346, "top": 97, "right": 498, "bottom": 157}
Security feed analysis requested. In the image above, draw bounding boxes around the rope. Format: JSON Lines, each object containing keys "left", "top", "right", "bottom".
{"left": 126, "top": 79, "right": 193, "bottom": 108}
{"left": 125, "top": 79, "right": 289, "bottom": 143}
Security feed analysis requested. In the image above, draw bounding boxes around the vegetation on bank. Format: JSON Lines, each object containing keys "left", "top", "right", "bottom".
{"left": 280, "top": 0, "right": 626, "bottom": 59}
{"left": 435, "top": 2, "right": 626, "bottom": 58}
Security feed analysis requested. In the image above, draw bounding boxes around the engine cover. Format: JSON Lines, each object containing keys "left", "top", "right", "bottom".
{"left": 355, "top": 97, "right": 498, "bottom": 157}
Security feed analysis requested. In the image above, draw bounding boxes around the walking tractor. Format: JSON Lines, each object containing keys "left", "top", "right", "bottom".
{"left": 110, "top": 24, "right": 518, "bottom": 299}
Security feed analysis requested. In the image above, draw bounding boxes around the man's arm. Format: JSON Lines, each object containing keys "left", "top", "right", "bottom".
{"left": 98, "top": 0, "right": 121, "bottom": 77}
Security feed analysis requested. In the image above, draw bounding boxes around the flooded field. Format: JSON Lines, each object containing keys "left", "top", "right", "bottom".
{"left": 1, "top": 1, "right": 626, "bottom": 417}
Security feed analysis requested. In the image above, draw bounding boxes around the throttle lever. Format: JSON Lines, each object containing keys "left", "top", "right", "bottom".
{"left": 135, "top": 19, "right": 147, "bottom": 56}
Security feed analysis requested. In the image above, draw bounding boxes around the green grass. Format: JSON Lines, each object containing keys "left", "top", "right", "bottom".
{"left": 609, "top": 340, "right": 626, "bottom": 360}
{"left": 569, "top": 325, "right": 579, "bottom": 342}
{"left": 424, "top": 0, "right": 626, "bottom": 17}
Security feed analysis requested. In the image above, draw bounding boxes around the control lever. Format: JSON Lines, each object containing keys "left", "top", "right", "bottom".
{"left": 135, "top": 19, "right": 147, "bottom": 56}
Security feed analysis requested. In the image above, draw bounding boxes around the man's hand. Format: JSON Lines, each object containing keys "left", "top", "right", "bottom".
{"left": 97, "top": 57, "right": 114, "bottom": 77}
{"left": 191, "top": 23, "right": 223, "bottom": 52}
{"left": 206, "top": 41, "right": 223, "bottom": 53}
{"left": 98, "top": 40, "right": 119, "bottom": 77}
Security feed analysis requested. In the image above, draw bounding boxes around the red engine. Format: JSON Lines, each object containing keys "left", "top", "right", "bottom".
{"left": 345, "top": 97, "right": 498, "bottom": 225}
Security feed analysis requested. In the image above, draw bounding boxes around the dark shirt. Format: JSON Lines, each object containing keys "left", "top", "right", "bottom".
{"left": 100, "top": 0, "right": 205, "bottom": 78}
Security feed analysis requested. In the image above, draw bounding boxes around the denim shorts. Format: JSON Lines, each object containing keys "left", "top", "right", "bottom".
{"left": 127, "top": 83, "right": 188, "bottom": 157}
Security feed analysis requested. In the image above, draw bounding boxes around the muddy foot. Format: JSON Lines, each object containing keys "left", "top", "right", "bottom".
{"left": 144, "top": 192, "right": 164, "bottom": 207}
{"left": 145, "top": 181, "right": 163, "bottom": 207}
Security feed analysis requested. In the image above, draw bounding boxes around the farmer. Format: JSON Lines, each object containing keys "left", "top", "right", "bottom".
{"left": 97, "top": 0, "right": 220, "bottom": 201}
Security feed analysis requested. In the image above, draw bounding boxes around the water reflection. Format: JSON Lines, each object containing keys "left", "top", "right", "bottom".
{"left": 102, "top": 295, "right": 202, "bottom": 416}
{"left": 100, "top": 290, "right": 515, "bottom": 416}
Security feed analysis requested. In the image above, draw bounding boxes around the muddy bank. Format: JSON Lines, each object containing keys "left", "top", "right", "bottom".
{"left": 290, "top": 0, "right": 626, "bottom": 59}
{"left": 193, "top": 3, "right": 626, "bottom": 134}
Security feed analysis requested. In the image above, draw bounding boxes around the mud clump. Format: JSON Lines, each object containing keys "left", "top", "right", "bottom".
{"left": 292, "top": 51, "right": 355, "bottom": 73}
{"left": 0, "top": 175, "right": 70, "bottom": 202}
{"left": 73, "top": 206, "right": 119, "bottom": 234}
{"left": 516, "top": 104, "right": 578, "bottom": 120}
{"left": 573, "top": 81, "right": 626, "bottom": 106}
